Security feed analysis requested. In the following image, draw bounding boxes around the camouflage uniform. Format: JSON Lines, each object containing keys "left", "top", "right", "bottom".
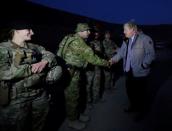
{"left": 102, "top": 39, "right": 118, "bottom": 89}
{"left": 86, "top": 39, "right": 104, "bottom": 103}
{"left": 57, "top": 32, "right": 108, "bottom": 121}
{"left": 0, "top": 40, "right": 62, "bottom": 131}
{"left": 85, "top": 64, "right": 94, "bottom": 103}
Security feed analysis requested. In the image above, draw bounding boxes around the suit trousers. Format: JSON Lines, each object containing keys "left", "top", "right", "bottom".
{"left": 125, "top": 70, "right": 148, "bottom": 112}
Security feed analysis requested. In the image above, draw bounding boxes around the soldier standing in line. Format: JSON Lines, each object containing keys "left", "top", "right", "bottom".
{"left": 57, "top": 23, "right": 110, "bottom": 130}
{"left": 102, "top": 31, "right": 119, "bottom": 90}
{"left": 87, "top": 31, "right": 105, "bottom": 104}
{"left": 0, "top": 21, "right": 62, "bottom": 131}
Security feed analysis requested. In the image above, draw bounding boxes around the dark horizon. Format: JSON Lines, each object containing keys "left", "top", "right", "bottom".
{"left": 0, "top": 0, "right": 172, "bottom": 51}
{"left": 28, "top": 0, "right": 172, "bottom": 25}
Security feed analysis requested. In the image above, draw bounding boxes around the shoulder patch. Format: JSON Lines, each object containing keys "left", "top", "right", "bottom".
{"left": 149, "top": 40, "right": 153, "bottom": 45}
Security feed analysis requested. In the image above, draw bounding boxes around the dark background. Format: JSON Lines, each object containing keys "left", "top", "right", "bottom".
{"left": 0, "top": 0, "right": 172, "bottom": 53}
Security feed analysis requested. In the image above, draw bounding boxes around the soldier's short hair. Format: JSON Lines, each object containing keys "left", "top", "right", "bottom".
{"left": 75, "top": 23, "right": 90, "bottom": 32}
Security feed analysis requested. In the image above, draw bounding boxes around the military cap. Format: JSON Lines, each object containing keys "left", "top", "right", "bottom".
{"left": 10, "top": 20, "right": 33, "bottom": 30}
{"left": 75, "top": 23, "right": 90, "bottom": 32}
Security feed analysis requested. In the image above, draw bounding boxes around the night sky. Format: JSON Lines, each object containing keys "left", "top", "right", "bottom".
{"left": 28, "top": 0, "right": 172, "bottom": 25}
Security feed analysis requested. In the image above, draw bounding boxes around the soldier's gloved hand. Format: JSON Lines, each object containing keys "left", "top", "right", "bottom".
{"left": 31, "top": 60, "right": 48, "bottom": 73}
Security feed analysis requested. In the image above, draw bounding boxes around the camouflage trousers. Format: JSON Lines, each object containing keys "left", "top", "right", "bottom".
{"left": 0, "top": 92, "right": 49, "bottom": 131}
{"left": 0, "top": 72, "right": 51, "bottom": 131}
{"left": 86, "top": 66, "right": 101, "bottom": 103}
{"left": 64, "top": 69, "right": 81, "bottom": 121}
{"left": 0, "top": 64, "right": 61, "bottom": 131}
{"left": 86, "top": 70, "right": 94, "bottom": 103}
{"left": 104, "top": 69, "right": 114, "bottom": 89}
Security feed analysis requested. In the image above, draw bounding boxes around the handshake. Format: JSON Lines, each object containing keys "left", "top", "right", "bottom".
{"left": 107, "top": 58, "right": 116, "bottom": 68}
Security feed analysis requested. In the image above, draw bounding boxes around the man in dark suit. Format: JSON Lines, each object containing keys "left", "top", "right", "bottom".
{"left": 110, "top": 21, "right": 155, "bottom": 121}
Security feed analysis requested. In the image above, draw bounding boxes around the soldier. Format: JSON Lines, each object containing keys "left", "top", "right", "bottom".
{"left": 87, "top": 31, "right": 104, "bottom": 104}
{"left": 102, "top": 31, "right": 118, "bottom": 90}
{"left": 57, "top": 23, "right": 109, "bottom": 130}
{"left": 0, "top": 21, "right": 62, "bottom": 131}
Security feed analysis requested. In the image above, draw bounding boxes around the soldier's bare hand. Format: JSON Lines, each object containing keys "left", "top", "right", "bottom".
{"left": 108, "top": 59, "right": 113, "bottom": 66}
{"left": 31, "top": 60, "right": 48, "bottom": 73}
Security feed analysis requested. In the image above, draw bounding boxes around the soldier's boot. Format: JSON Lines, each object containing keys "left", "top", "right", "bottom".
{"left": 83, "top": 104, "right": 94, "bottom": 116}
{"left": 92, "top": 97, "right": 100, "bottom": 104}
{"left": 99, "top": 97, "right": 106, "bottom": 103}
{"left": 68, "top": 120, "right": 86, "bottom": 130}
{"left": 79, "top": 114, "right": 90, "bottom": 122}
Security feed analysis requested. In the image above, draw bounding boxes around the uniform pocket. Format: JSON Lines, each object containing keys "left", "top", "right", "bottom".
{"left": 0, "top": 81, "right": 10, "bottom": 106}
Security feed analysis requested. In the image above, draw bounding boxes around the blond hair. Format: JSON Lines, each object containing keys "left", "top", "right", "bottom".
{"left": 124, "top": 21, "right": 138, "bottom": 31}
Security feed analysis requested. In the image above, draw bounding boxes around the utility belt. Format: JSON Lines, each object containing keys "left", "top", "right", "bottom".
{"left": 11, "top": 76, "right": 45, "bottom": 100}
{"left": 10, "top": 87, "right": 43, "bottom": 101}
{"left": 0, "top": 81, "right": 43, "bottom": 107}
{"left": 0, "top": 73, "right": 45, "bottom": 106}
{"left": 9, "top": 88, "right": 45, "bottom": 105}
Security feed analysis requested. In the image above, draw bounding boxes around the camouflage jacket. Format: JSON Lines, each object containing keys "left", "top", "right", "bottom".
{"left": 90, "top": 40, "right": 104, "bottom": 58}
{"left": 0, "top": 40, "right": 57, "bottom": 81}
{"left": 102, "top": 39, "right": 118, "bottom": 58}
{"left": 57, "top": 34, "right": 108, "bottom": 68}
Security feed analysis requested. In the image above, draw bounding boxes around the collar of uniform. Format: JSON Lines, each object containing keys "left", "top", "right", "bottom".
{"left": 75, "top": 33, "right": 81, "bottom": 38}
{"left": 74, "top": 33, "right": 85, "bottom": 42}
{"left": 10, "top": 40, "right": 27, "bottom": 49}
